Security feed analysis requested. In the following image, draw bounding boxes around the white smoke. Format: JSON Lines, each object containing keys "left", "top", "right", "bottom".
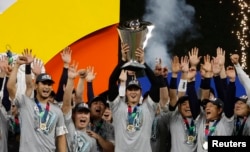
{"left": 143, "top": 0, "right": 198, "bottom": 70}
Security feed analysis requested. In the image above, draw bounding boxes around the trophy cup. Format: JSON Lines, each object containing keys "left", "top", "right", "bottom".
{"left": 117, "top": 19, "right": 154, "bottom": 71}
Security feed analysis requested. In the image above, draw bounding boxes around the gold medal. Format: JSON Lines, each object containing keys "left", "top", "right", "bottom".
{"left": 186, "top": 136, "right": 195, "bottom": 144}
{"left": 40, "top": 123, "right": 47, "bottom": 131}
{"left": 127, "top": 125, "right": 135, "bottom": 132}
{"left": 202, "top": 141, "right": 208, "bottom": 150}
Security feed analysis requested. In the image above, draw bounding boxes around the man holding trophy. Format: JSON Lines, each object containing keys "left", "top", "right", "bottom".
{"left": 107, "top": 19, "right": 168, "bottom": 152}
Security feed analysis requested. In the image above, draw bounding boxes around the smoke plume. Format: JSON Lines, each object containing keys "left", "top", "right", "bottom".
{"left": 143, "top": 0, "right": 198, "bottom": 69}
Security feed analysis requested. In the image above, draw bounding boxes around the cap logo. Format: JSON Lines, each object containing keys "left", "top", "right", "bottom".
{"left": 41, "top": 74, "right": 52, "bottom": 80}
{"left": 210, "top": 97, "right": 217, "bottom": 101}
{"left": 240, "top": 95, "right": 248, "bottom": 100}
{"left": 129, "top": 80, "right": 139, "bottom": 85}
{"left": 78, "top": 103, "right": 89, "bottom": 109}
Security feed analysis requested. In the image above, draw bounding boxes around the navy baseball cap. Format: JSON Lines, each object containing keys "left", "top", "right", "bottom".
{"left": 73, "top": 102, "right": 90, "bottom": 113}
{"left": 36, "top": 73, "right": 55, "bottom": 84}
{"left": 88, "top": 96, "right": 107, "bottom": 107}
{"left": 235, "top": 95, "right": 248, "bottom": 103}
{"left": 202, "top": 98, "right": 224, "bottom": 109}
{"left": 126, "top": 80, "right": 141, "bottom": 90}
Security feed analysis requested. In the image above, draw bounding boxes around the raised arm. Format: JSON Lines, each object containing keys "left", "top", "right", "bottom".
{"left": 169, "top": 56, "right": 180, "bottom": 109}
{"left": 200, "top": 55, "right": 213, "bottom": 101}
{"left": 31, "top": 58, "right": 43, "bottom": 80}
{"left": 212, "top": 47, "right": 227, "bottom": 101}
{"left": 231, "top": 54, "right": 250, "bottom": 99}
{"left": 22, "top": 49, "right": 35, "bottom": 97}
{"left": 186, "top": 67, "right": 201, "bottom": 119}
{"left": 224, "top": 66, "right": 236, "bottom": 118}
{"left": 0, "top": 55, "right": 11, "bottom": 110}
{"left": 159, "top": 66, "right": 169, "bottom": 109}
{"left": 75, "top": 68, "right": 87, "bottom": 104}
{"left": 55, "top": 47, "right": 72, "bottom": 102}
{"left": 7, "top": 55, "right": 28, "bottom": 100}
{"left": 61, "top": 62, "right": 78, "bottom": 114}
{"left": 85, "top": 66, "right": 96, "bottom": 102}
{"left": 108, "top": 43, "right": 128, "bottom": 101}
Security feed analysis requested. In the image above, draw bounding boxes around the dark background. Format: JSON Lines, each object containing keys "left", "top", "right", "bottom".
{"left": 120, "top": 0, "right": 250, "bottom": 74}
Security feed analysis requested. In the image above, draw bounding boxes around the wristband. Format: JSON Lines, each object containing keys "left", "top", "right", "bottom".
{"left": 178, "top": 79, "right": 187, "bottom": 92}
{"left": 25, "top": 64, "right": 31, "bottom": 74}
{"left": 170, "top": 77, "right": 177, "bottom": 89}
{"left": 119, "top": 85, "right": 126, "bottom": 97}
{"left": 200, "top": 78, "right": 211, "bottom": 89}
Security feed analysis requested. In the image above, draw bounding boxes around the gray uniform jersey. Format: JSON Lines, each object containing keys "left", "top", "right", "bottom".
{"left": 0, "top": 104, "right": 8, "bottom": 152}
{"left": 14, "top": 94, "right": 68, "bottom": 152}
{"left": 234, "top": 64, "right": 250, "bottom": 135}
{"left": 150, "top": 112, "right": 171, "bottom": 152}
{"left": 233, "top": 115, "right": 250, "bottom": 136}
{"left": 168, "top": 109, "right": 198, "bottom": 152}
{"left": 64, "top": 110, "right": 98, "bottom": 152}
{"left": 90, "top": 119, "right": 115, "bottom": 152}
{"left": 196, "top": 112, "right": 234, "bottom": 152}
{"left": 109, "top": 96, "right": 157, "bottom": 152}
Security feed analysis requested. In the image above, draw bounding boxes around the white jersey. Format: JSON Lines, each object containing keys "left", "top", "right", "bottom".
{"left": 109, "top": 96, "right": 157, "bottom": 152}
{"left": 14, "top": 94, "right": 68, "bottom": 152}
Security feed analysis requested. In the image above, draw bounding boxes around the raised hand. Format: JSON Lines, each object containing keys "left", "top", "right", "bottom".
{"left": 202, "top": 55, "right": 212, "bottom": 72}
{"left": 211, "top": 57, "right": 222, "bottom": 76}
{"left": 0, "top": 55, "right": 9, "bottom": 74}
{"left": 68, "top": 62, "right": 79, "bottom": 79}
{"left": 60, "top": 46, "right": 72, "bottom": 67}
{"left": 171, "top": 56, "right": 180, "bottom": 74}
{"left": 22, "top": 48, "right": 35, "bottom": 64}
{"left": 121, "top": 43, "right": 130, "bottom": 62}
{"left": 162, "top": 66, "right": 168, "bottom": 78}
{"left": 119, "top": 69, "right": 127, "bottom": 82}
{"left": 154, "top": 58, "right": 162, "bottom": 76}
{"left": 78, "top": 69, "right": 87, "bottom": 79}
{"left": 230, "top": 54, "right": 239, "bottom": 65}
{"left": 85, "top": 66, "right": 96, "bottom": 82}
{"left": 215, "top": 47, "right": 225, "bottom": 67}
{"left": 135, "top": 47, "right": 144, "bottom": 64}
{"left": 16, "top": 56, "right": 28, "bottom": 65}
{"left": 188, "top": 47, "right": 201, "bottom": 67}
{"left": 32, "top": 58, "right": 43, "bottom": 76}
{"left": 180, "top": 56, "right": 189, "bottom": 73}
{"left": 201, "top": 55, "right": 213, "bottom": 78}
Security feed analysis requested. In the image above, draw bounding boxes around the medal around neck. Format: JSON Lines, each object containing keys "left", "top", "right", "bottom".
{"left": 40, "top": 123, "right": 47, "bottom": 131}
{"left": 202, "top": 141, "right": 208, "bottom": 150}
{"left": 186, "top": 135, "right": 196, "bottom": 145}
{"left": 126, "top": 124, "right": 136, "bottom": 133}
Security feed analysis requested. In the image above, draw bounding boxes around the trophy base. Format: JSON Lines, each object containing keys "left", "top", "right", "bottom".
{"left": 121, "top": 61, "right": 145, "bottom": 71}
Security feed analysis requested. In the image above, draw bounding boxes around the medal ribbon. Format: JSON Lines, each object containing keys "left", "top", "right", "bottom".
{"left": 128, "top": 105, "right": 139, "bottom": 125}
{"left": 204, "top": 119, "right": 220, "bottom": 140}
{"left": 91, "top": 120, "right": 103, "bottom": 134}
{"left": 235, "top": 116, "right": 247, "bottom": 136}
{"left": 35, "top": 98, "right": 50, "bottom": 123}
{"left": 183, "top": 118, "right": 195, "bottom": 136}
{"left": 151, "top": 115, "right": 158, "bottom": 140}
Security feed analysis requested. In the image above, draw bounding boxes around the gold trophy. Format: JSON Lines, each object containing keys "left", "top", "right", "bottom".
{"left": 117, "top": 19, "right": 154, "bottom": 71}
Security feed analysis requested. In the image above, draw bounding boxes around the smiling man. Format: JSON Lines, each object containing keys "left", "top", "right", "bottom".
{"left": 7, "top": 50, "right": 68, "bottom": 152}
{"left": 86, "top": 96, "right": 115, "bottom": 152}
{"left": 231, "top": 54, "right": 250, "bottom": 136}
